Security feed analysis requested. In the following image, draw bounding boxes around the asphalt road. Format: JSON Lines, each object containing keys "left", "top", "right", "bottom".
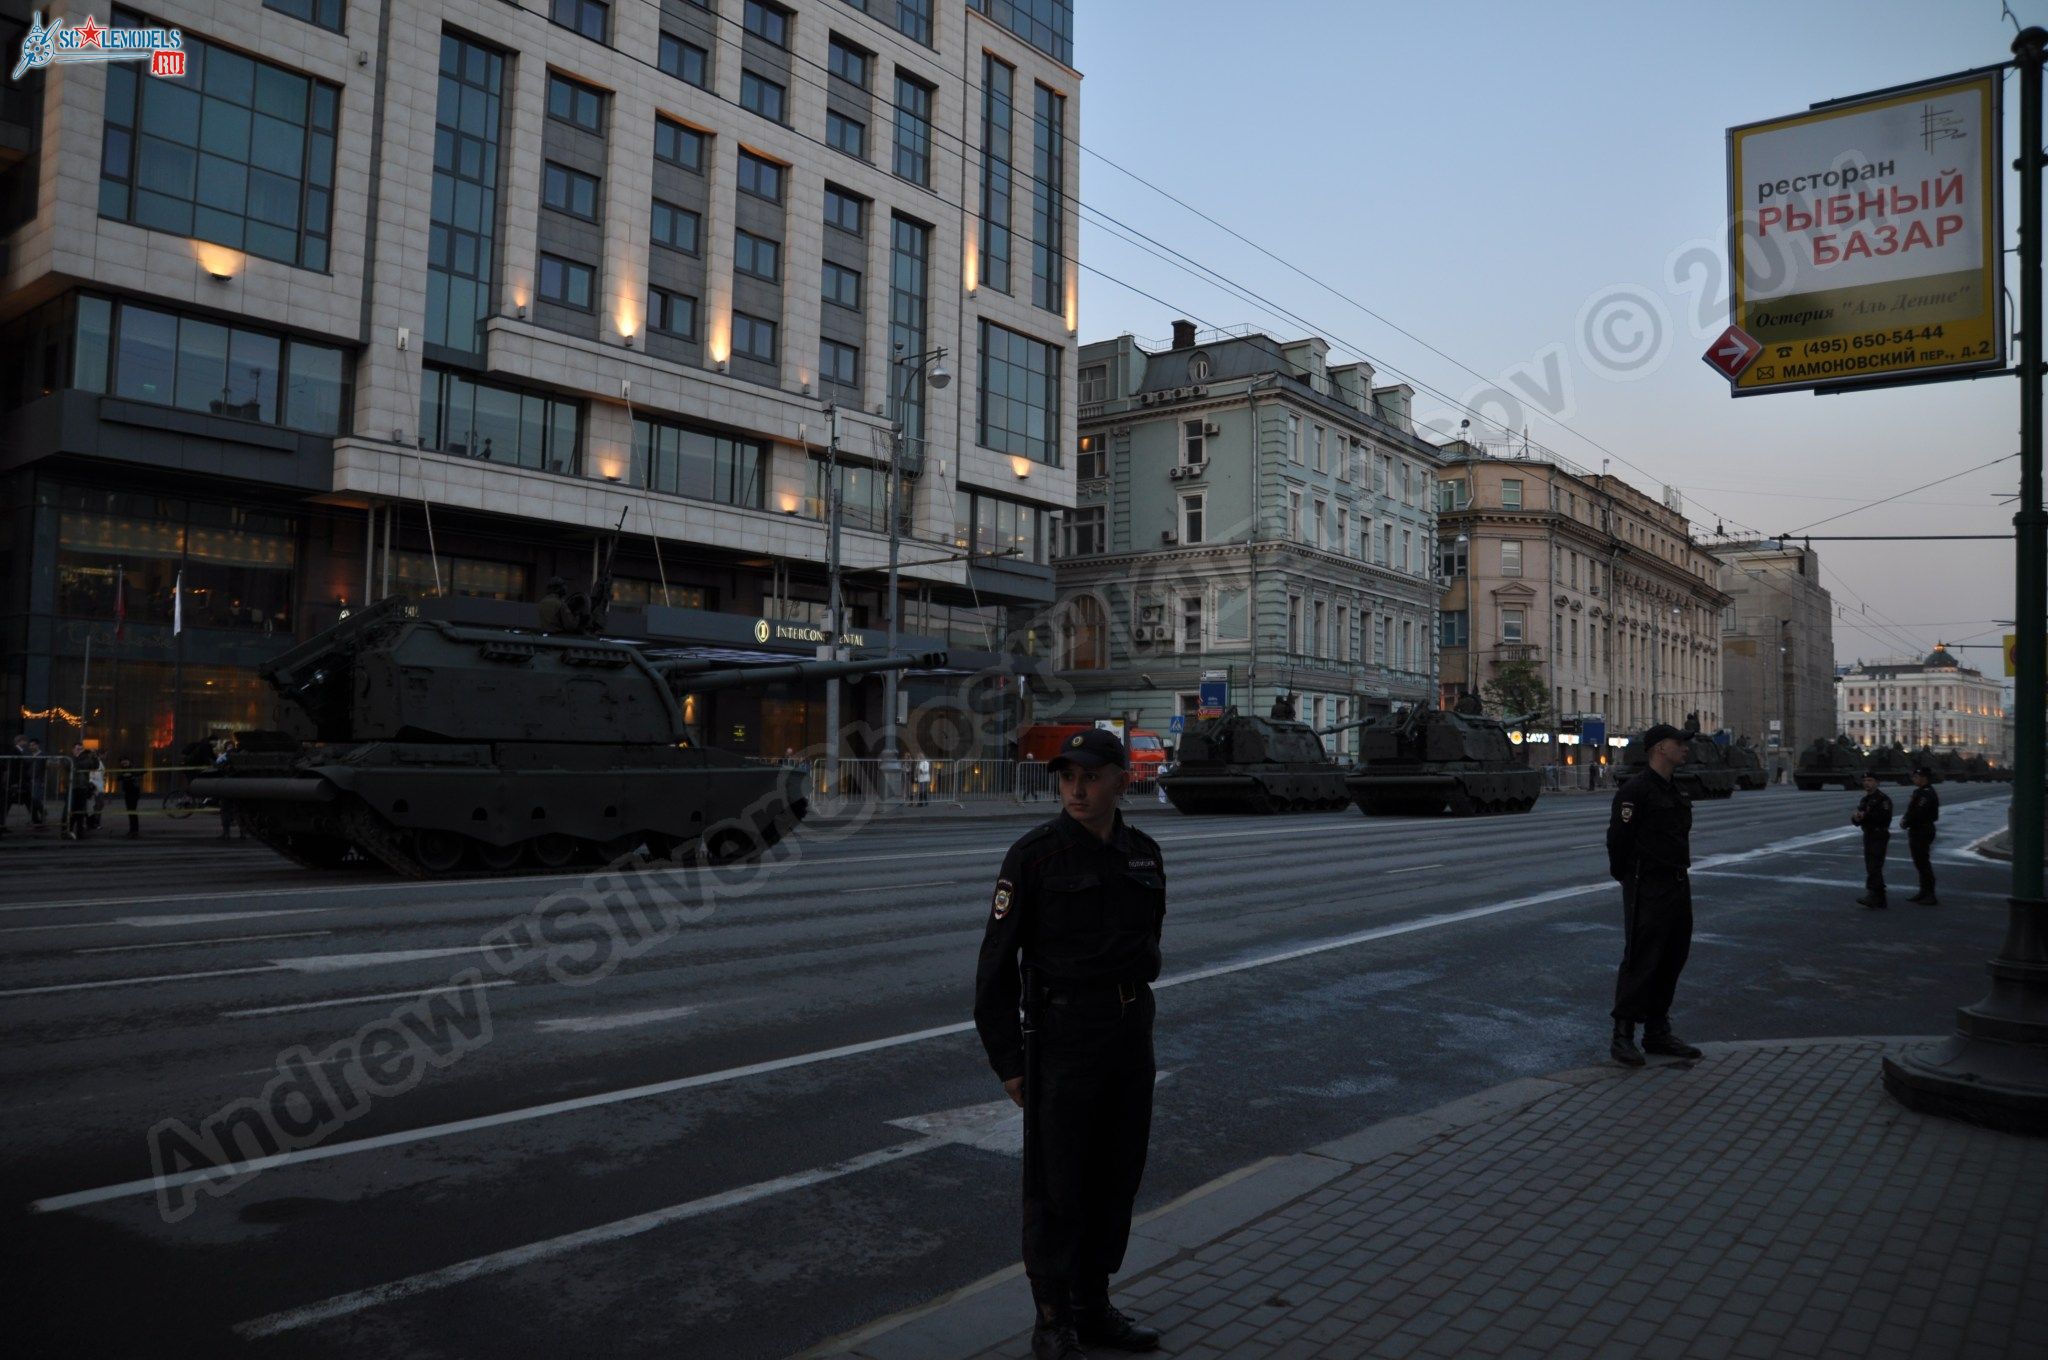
{"left": 0, "top": 783, "right": 2020, "bottom": 1359}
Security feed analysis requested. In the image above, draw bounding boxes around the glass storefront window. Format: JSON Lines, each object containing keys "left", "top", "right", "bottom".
{"left": 390, "top": 551, "right": 530, "bottom": 601}
{"left": 76, "top": 296, "right": 112, "bottom": 393}
{"left": 631, "top": 416, "right": 767, "bottom": 508}
{"left": 89, "top": 296, "right": 347, "bottom": 432}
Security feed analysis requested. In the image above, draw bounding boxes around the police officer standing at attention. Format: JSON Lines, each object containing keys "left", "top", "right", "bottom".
{"left": 1853, "top": 770, "right": 1895, "bottom": 908}
{"left": 1901, "top": 765, "right": 1941, "bottom": 904}
{"left": 1606, "top": 723, "right": 1704, "bottom": 1067}
{"left": 975, "top": 727, "right": 1167, "bottom": 1359}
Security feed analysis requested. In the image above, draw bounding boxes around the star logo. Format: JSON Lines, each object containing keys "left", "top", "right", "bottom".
{"left": 76, "top": 15, "right": 103, "bottom": 47}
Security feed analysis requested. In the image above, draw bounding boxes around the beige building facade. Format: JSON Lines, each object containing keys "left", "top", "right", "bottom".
{"left": 1715, "top": 540, "right": 1836, "bottom": 763}
{"left": 1837, "top": 646, "right": 2009, "bottom": 763}
{"left": 1437, "top": 448, "right": 1729, "bottom": 746}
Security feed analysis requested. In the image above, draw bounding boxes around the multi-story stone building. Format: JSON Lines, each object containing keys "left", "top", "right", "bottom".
{"left": 1714, "top": 538, "right": 1835, "bottom": 768}
{"left": 1436, "top": 446, "right": 1729, "bottom": 750}
{"left": 0, "top": 0, "right": 1080, "bottom": 766}
{"left": 1836, "top": 645, "right": 2008, "bottom": 762}
{"left": 1050, "top": 322, "right": 1445, "bottom": 753}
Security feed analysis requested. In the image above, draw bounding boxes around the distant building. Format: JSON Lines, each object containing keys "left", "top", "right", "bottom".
{"left": 1714, "top": 540, "right": 1835, "bottom": 764}
{"left": 1436, "top": 447, "right": 1729, "bottom": 750}
{"left": 1050, "top": 321, "right": 1445, "bottom": 753}
{"left": 1836, "top": 645, "right": 2008, "bottom": 763}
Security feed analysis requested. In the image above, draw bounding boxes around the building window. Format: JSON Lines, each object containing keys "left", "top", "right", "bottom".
{"left": 737, "top": 150, "right": 784, "bottom": 202}
{"left": 541, "top": 162, "right": 600, "bottom": 220}
{"left": 421, "top": 36, "right": 504, "bottom": 353}
{"left": 1061, "top": 504, "right": 1104, "bottom": 556}
{"left": 1312, "top": 425, "right": 1326, "bottom": 473}
{"left": 968, "top": 0, "right": 1074, "bottom": 63}
{"left": 1181, "top": 595, "right": 1204, "bottom": 652}
{"left": 546, "top": 72, "right": 605, "bottom": 133}
{"left": 828, "top": 36, "right": 870, "bottom": 87}
{"left": 1503, "top": 608, "right": 1525, "bottom": 644}
{"left": 1059, "top": 594, "right": 1106, "bottom": 670}
{"left": 263, "top": 0, "right": 344, "bottom": 33}
{"left": 420, "top": 365, "right": 581, "bottom": 470}
{"left": 537, "top": 254, "right": 596, "bottom": 310}
{"left": 1438, "top": 536, "right": 1467, "bottom": 578}
{"left": 551, "top": 0, "right": 609, "bottom": 43}
{"left": 1287, "top": 596, "right": 1301, "bottom": 653}
{"left": 976, "top": 318, "right": 1060, "bottom": 464}
{"left": 1189, "top": 351, "right": 1213, "bottom": 383}
{"left": 825, "top": 184, "right": 865, "bottom": 235}
{"left": 1286, "top": 488, "right": 1302, "bottom": 541}
{"left": 1076, "top": 433, "right": 1105, "bottom": 479}
{"left": 1030, "top": 83, "right": 1066, "bottom": 312}
{"left": 99, "top": 18, "right": 341, "bottom": 271}
{"left": 822, "top": 261, "right": 861, "bottom": 309}
{"left": 647, "top": 286, "right": 697, "bottom": 340}
{"left": 86, "top": 298, "right": 350, "bottom": 433}
{"left": 731, "top": 311, "right": 778, "bottom": 363}
{"left": 1440, "top": 610, "right": 1468, "bottom": 647}
{"left": 890, "top": 214, "right": 932, "bottom": 459}
{"left": 826, "top": 110, "right": 867, "bottom": 158}
{"left": 1335, "top": 605, "right": 1350, "bottom": 660}
{"left": 1078, "top": 363, "right": 1107, "bottom": 404}
{"left": 895, "top": 0, "right": 933, "bottom": 46}
{"left": 1402, "top": 620, "right": 1414, "bottom": 670}
{"left": 1286, "top": 413, "right": 1303, "bottom": 463}
{"left": 980, "top": 54, "right": 1015, "bottom": 295}
{"left": 1181, "top": 417, "right": 1206, "bottom": 467}
{"left": 655, "top": 118, "right": 705, "bottom": 171}
{"left": 743, "top": 0, "right": 790, "bottom": 46}
{"left": 658, "top": 33, "right": 709, "bottom": 88}
{"left": 893, "top": 73, "right": 934, "bottom": 187}
{"left": 1314, "top": 600, "right": 1328, "bottom": 657}
{"left": 740, "top": 70, "right": 788, "bottom": 123}
{"left": 819, "top": 339, "right": 860, "bottom": 387}
{"left": 734, "top": 229, "right": 781, "bottom": 282}
{"left": 631, "top": 414, "right": 767, "bottom": 507}
{"left": 1378, "top": 523, "right": 1392, "bottom": 566}
{"left": 1180, "top": 491, "right": 1205, "bottom": 544}
{"left": 1401, "top": 528, "right": 1413, "bottom": 574}
{"left": 1500, "top": 540, "right": 1523, "bottom": 576}
{"left": 651, "top": 199, "right": 700, "bottom": 254}
{"left": 963, "top": 492, "right": 1045, "bottom": 563}
{"left": 1501, "top": 477, "right": 1524, "bottom": 510}
{"left": 1214, "top": 587, "right": 1248, "bottom": 641}
{"left": 1337, "top": 506, "right": 1350, "bottom": 553}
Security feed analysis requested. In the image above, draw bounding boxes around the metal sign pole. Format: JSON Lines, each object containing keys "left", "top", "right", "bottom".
{"left": 1884, "top": 27, "right": 2048, "bottom": 1132}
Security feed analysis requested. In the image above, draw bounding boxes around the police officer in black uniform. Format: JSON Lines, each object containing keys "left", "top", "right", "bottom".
{"left": 975, "top": 728, "right": 1166, "bottom": 1359}
{"left": 1901, "top": 766, "right": 1941, "bottom": 904}
{"left": 1606, "top": 723, "right": 1704, "bottom": 1066}
{"left": 1853, "top": 771, "right": 1895, "bottom": 908}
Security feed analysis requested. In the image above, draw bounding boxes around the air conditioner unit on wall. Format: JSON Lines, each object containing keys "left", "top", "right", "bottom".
{"left": 1186, "top": 461, "right": 1206, "bottom": 479}
{"left": 1169, "top": 466, "right": 1186, "bottom": 480}
{"left": 1161, "top": 531, "right": 1178, "bottom": 545}
{"left": 1204, "top": 421, "right": 1220, "bottom": 435}
{"left": 1133, "top": 625, "right": 1155, "bottom": 643}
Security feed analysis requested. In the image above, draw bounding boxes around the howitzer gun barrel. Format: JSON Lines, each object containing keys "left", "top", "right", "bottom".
{"left": 658, "top": 650, "right": 946, "bottom": 694}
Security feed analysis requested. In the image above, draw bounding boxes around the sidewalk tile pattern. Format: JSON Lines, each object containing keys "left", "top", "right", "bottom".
{"left": 967, "top": 1041, "right": 2048, "bottom": 1360}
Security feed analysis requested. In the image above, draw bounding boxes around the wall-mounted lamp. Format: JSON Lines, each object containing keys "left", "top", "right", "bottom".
{"left": 517, "top": 305, "right": 527, "bottom": 320}
{"left": 193, "top": 241, "right": 243, "bottom": 281}
{"left": 1010, "top": 455, "right": 1032, "bottom": 480}
{"left": 622, "top": 335, "right": 635, "bottom": 349}
{"left": 777, "top": 491, "right": 800, "bottom": 515}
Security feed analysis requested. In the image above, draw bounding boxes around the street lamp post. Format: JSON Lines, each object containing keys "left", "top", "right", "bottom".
{"left": 886, "top": 344, "right": 951, "bottom": 801}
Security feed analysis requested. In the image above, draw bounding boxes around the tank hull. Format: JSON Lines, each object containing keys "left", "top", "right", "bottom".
{"left": 1158, "top": 768, "right": 1351, "bottom": 815}
{"left": 194, "top": 742, "right": 806, "bottom": 877}
{"left": 1344, "top": 768, "right": 1543, "bottom": 816}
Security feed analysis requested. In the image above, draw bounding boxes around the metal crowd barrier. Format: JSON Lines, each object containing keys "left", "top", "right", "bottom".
{"left": 801, "top": 757, "right": 1082, "bottom": 806}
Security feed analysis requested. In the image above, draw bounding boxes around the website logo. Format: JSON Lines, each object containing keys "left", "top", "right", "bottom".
{"left": 13, "top": 12, "right": 186, "bottom": 81}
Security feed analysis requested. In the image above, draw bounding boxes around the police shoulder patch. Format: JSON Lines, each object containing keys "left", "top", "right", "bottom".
{"left": 992, "top": 880, "right": 1014, "bottom": 920}
{"left": 1620, "top": 803, "right": 1634, "bottom": 823}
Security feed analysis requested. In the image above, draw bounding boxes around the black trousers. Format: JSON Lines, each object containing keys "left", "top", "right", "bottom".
{"left": 1613, "top": 871, "right": 1692, "bottom": 1025}
{"left": 1863, "top": 832, "right": 1890, "bottom": 899}
{"left": 1909, "top": 828, "right": 1936, "bottom": 897}
{"left": 1023, "top": 985, "right": 1155, "bottom": 1291}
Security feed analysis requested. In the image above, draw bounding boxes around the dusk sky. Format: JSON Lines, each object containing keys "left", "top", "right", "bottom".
{"left": 1071, "top": 0, "right": 2031, "bottom": 672}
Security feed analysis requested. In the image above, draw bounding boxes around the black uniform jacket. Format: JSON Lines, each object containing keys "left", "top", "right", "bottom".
{"left": 1606, "top": 768, "right": 1692, "bottom": 883}
{"left": 1901, "top": 786, "right": 1940, "bottom": 833}
{"left": 973, "top": 812, "right": 1167, "bottom": 1083}
{"left": 1856, "top": 789, "right": 1894, "bottom": 835}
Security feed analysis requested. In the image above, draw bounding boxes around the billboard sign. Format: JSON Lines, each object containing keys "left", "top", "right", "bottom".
{"left": 1726, "top": 70, "right": 2004, "bottom": 395}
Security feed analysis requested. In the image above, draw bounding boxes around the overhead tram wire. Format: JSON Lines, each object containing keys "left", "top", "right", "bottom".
{"left": 1780, "top": 454, "right": 2020, "bottom": 536}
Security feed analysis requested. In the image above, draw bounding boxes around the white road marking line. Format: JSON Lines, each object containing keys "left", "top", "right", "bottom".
{"left": 78, "top": 930, "right": 334, "bottom": 955}
{"left": 232, "top": 1135, "right": 947, "bottom": 1339}
{"left": 535, "top": 1004, "right": 701, "bottom": 1034}
{"left": 128, "top": 909, "right": 341, "bottom": 929}
{"left": 844, "top": 879, "right": 962, "bottom": 893}
{"left": 25, "top": 819, "right": 1875, "bottom": 1215}
{"left": 0, "top": 920, "right": 133, "bottom": 935}
{"left": 0, "top": 965, "right": 280, "bottom": 998}
{"left": 224, "top": 980, "right": 516, "bottom": 1019}
{"left": 268, "top": 946, "right": 493, "bottom": 973}
{"left": 1384, "top": 863, "right": 1445, "bottom": 875}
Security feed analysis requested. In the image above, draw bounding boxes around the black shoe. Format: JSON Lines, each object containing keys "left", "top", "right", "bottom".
{"left": 1856, "top": 894, "right": 1887, "bottom": 908}
{"left": 1643, "top": 1025, "right": 1703, "bottom": 1059}
{"left": 1074, "top": 1301, "right": 1160, "bottom": 1353}
{"left": 1909, "top": 892, "right": 1938, "bottom": 904}
{"left": 1611, "top": 1020, "right": 1646, "bottom": 1067}
{"left": 1032, "top": 1319, "right": 1088, "bottom": 1359}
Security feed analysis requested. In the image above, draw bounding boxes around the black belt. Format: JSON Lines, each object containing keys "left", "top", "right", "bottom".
{"left": 1037, "top": 977, "right": 1145, "bottom": 1005}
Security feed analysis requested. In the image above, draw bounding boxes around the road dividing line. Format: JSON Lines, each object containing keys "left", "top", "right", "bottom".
{"left": 536, "top": 1004, "right": 703, "bottom": 1034}
{"left": 26, "top": 819, "right": 1871, "bottom": 1215}
{"left": 1384, "top": 863, "right": 1445, "bottom": 875}
{"left": 232, "top": 1136, "right": 947, "bottom": 1338}
{"left": 269, "top": 946, "right": 494, "bottom": 973}
{"left": 0, "top": 964, "right": 281, "bottom": 998}
{"left": 224, "top": 980, "right": 516, "bottom": 1019}
{"left": 79, "top": 930, "right": 333, "bottom": 955}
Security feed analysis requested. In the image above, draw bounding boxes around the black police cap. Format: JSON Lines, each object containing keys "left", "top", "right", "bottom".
{"left": 1048, "top": 727, "right": 1129, "bottom": 772}
{"left": 1641, "top": 723, "right": 1690, "bottom": 750}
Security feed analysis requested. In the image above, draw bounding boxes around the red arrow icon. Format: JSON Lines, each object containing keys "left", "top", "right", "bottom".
{"left": 1702, "top": 325, "right": 1763, "bottom": 380}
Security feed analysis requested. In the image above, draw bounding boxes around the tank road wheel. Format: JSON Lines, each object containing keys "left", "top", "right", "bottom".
{"left": 411, "top": 830, "right": 469, "bottom": 876}
{"left": 472, "top": 840, "right": 525, "bottom": 873}
{"left": 529, "top": 834, "right": 580, "bottom": 870}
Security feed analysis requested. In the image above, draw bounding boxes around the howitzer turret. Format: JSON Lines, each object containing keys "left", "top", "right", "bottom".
{"left": 1343, "top": 706, "right": 1543, "bottom": 816}
{"left": 194, "top": 595, "right": 943, "bottom": 877}
{"left": 1158, "top": 707, "right": 1352, "bottom": 814}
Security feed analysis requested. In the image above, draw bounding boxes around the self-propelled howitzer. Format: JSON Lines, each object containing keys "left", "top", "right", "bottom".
{"left": 1342, "top": 707, "right": 1544, "bottom": 816}
{"left": 193, "top": 596, "right": 941, "bottom": 876}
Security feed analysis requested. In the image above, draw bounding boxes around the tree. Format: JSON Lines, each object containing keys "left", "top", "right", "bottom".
{"left": 1481, "top": 660, "right": 1549, "bottom": 726}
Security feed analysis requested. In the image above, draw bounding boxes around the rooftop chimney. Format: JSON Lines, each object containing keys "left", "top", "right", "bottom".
{"left": 1170, "top": 319, "right": 1197, "bottom": 349}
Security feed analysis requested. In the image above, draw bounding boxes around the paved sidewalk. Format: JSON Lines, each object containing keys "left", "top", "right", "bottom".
{"left": 814, "top": 1038, "right": 2048, "bottom": 1360}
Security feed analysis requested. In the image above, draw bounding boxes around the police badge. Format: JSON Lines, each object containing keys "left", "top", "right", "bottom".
{"left": 1620, "top": 804, "right": 1634, "bottom": 823}
{"left": 992, "top": 881, "right": 1013, "bottom": 919}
